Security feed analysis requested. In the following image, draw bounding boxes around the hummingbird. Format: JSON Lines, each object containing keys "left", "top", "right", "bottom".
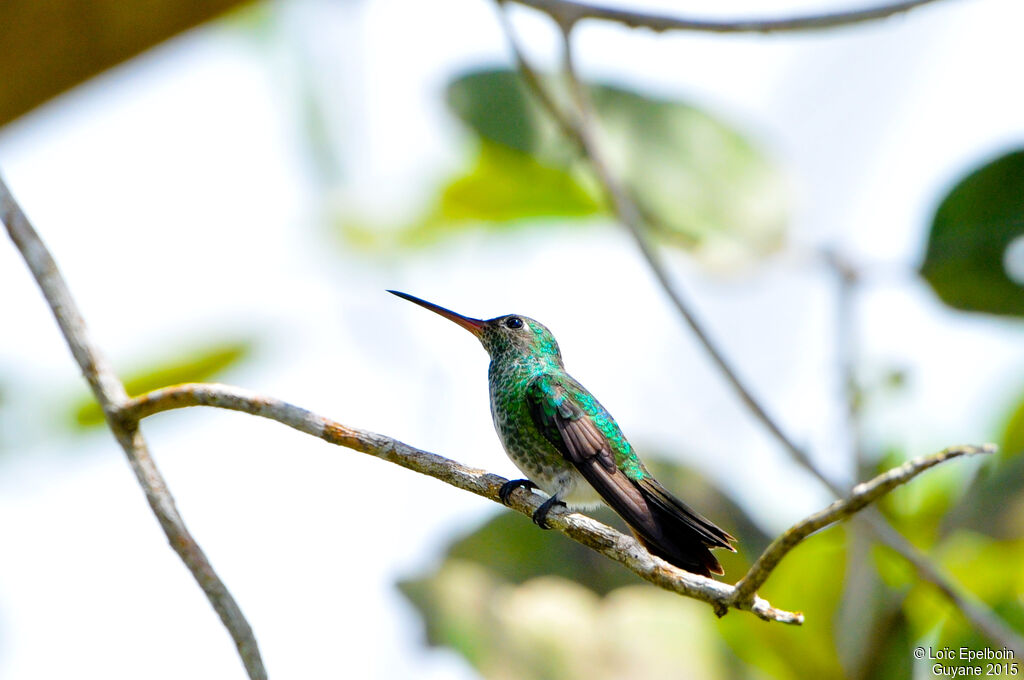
{"left": 389, "top": 290, "right": 735, "bottom": 577}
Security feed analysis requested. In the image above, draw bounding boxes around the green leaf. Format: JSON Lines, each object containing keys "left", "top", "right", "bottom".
{"left": 445, "top": 69, "right": 562, "bottom": 157}
{"left": 876, "top": 458, "right": 961, "bottom": 547}
{"left": 341, "top": 68, "right": 786, "bottom": 259}
{"left": 445, "top": 68, "right": 787, "bottom": 266}
{"left": 903, "top": 533, "right": 1024, "bottom": 670}
{"left": 921, "top": 149, "right": 1024, "bottom": 316}
{"left": 1001, "top": 384, "right": 1024, "bottom": 459}
{"left": 586, "top": 84, "right": 786, "bottom": 261}
{"left": 437, "top": 141, "right": 601, "bottom": 224}
{"left": 70, "top": 340, "right": 252, "bottom": 428}
{"left": 717, "top": 528, "right": 847, "bottom": 680}
{"left": 338, "top": 140, "right": 601, "bottom": 250}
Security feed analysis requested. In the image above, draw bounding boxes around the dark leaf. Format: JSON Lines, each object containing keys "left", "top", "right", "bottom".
{"left": 921, "top": 149, "right": 1024, "bottom": 316}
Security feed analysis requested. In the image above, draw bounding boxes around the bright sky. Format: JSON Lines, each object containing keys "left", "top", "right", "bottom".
{"left": 2, "top": 0, "right": 1023, "bottom": 677}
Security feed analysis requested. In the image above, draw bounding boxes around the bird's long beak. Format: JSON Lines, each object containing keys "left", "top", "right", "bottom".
{"left": 388, "top": 290, "right": 486, "bottom": 338}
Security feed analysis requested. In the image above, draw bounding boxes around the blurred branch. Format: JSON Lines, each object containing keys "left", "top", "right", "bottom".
{"left": 495, "top": 10, "right": 1024, "bottom": 655}
{"left": 826, "top": 250, "right": 864, "bottom": 480}
{"left": 506, "top": 0, "right": 946, "bottom": 33}
{"left": 0, "top": 175, "right": 267, "bottom": 680}
{"left": 729, "top": 445, "right": 995, "bottom": 608}
{"left": 122, "top": 384, "right": 986, "bottom": 627}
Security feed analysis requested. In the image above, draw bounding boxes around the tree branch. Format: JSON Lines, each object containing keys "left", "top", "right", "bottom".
{"left": 729, "top": 444, "right": 994, "bottom": 608}
{"left": 121, "top": 382, "right": 797, "bottom": 622}
{"left": 122, "top": 382, "right": 991, "bottom": 625}
{"left": 507, "top": 0, "right": 947, "bottom": 34}
{"left": 494, "top": 11, "right": 1024, "bottom": 655}
{"left": 0, "top": 174, "right": 267, "bottom": 680}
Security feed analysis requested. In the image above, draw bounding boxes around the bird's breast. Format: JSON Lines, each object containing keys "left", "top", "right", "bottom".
{"left": 487, "top": 364, "right": 570, "bottom": 485}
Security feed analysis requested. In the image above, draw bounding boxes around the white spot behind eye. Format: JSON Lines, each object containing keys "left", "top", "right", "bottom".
{"left": 1003, "top": 234, "right": 1024, "bottom": 286}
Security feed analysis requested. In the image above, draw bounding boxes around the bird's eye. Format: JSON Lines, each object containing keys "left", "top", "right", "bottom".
{"left": 504, "top": 317, "right": 524, "bottom": 329}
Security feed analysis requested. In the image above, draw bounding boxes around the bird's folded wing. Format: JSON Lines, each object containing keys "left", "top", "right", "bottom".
{"left": 525, "top": 374, "right": 660, "bottom": 538}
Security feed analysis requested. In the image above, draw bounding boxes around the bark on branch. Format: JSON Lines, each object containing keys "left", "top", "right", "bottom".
{"left": 124, "top": 382, "right": 992, "bottom": 625}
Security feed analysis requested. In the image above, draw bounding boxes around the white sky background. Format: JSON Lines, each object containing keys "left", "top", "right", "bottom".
{"left": 2, "top": 0, "right": 1024, "bottom": 677}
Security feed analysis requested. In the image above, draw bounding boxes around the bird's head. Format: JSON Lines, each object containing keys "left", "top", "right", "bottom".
{"left": 389, "top": 290, "right": 563, "bottom": 364}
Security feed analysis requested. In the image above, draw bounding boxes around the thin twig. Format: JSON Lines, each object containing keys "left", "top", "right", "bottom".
{"left": 0, "top": 175, "right": 267, "bottom": 680}
{"left": 730, "top": 445, "right": 995, "bottom": 607}
{"left": 508, "top": 0, "right": 947, "bottom": 34}
{"left": 494, "top": 15, "right": 1024, "bottom": 653}
{"left": 123, "top": 383, "right": 990, "bottom": 626}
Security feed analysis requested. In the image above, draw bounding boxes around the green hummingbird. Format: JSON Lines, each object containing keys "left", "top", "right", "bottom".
{"left": 390, "top": 290, "right": 735, "bottom": 576}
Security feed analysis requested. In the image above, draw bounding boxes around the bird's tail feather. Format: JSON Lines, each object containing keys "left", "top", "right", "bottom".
{"left": 632, "top": 477, "right": 735, "bottom": 577}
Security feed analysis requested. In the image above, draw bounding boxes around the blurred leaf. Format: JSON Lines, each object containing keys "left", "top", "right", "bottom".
{"left": 339, "top": 140, "right": 601, "bottom": 249}
{"left": 921, "top": 149, "right": 1024, "bottom": 316}
{"left": 0, "top": 0, "right": 250, "bottom": 126}
{"left": 903, "top": 533, "right": 1024, "bottom": 670}
{"left": 446, "top": 70, "right": 565, "bottom": 158}
{"left": 945, "top": 455, "right": 1024, "bottom": 540}
{"left": 71, "top": 340, "right": 251, "bottom": 428}
{"left": 871, "top": 542, "right": 918, "bottom": 592}
{"left": 400, "top": 562, "right": 726, "bottom": 680}
{"left": 852, "top": 607, "right": 914, "bottom": 680}
{"left": 438, "top": 141, "right": 600, "bottom": 223}
{"left": 438, "top": 510, "right": 639, "bottom": 596}
{"left": 444, "top": 68, "right": 787, "bottom": 267}
{"left": 876, "top": 459, "right": 961, "bottom": 547}
{"left": 943, "top": 384, "right": 1024, "bottom": 539}
{"left": 1001, "top": 384, "right": 1024, "bottom": 459}
{"left": 399, "top": 560, "right": 499, "bottom": 668}
{"left": 837, "top": 532, "right": 914, "bottom": 680}
{"left": 587, "top": 85, "right": 787, "bottom": 264}
{"left": 717, "top": 528, "right": 847, "bottom": 680}
{"left": 939, "top": 533, "right": 1024, "bottom": 607}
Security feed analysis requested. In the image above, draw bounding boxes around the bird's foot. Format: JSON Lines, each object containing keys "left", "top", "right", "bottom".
{"left": 531, "top": 495, "right": 566, "bottom": 530}
{"left": 498, "top": 478, "right": 538, "bottom": 505}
